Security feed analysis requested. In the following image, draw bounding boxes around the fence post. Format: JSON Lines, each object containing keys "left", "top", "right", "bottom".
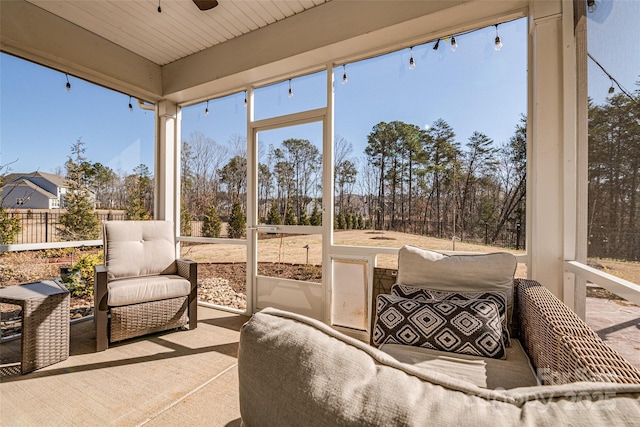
{"left": 45, "top": 212, "right": 49, "bottom": 243}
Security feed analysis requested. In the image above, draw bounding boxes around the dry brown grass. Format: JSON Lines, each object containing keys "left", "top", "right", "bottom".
{"left": 593, "top": 259, "right": 640, "bottom": 285}
{"left": 2, "top": 230, "right": 637, "bottom": 286}
{"left": 180, "top": 229, "right": 529, "bottom": 276}
{"left": 179, "top": 230, "right": 640, "bottom": 285}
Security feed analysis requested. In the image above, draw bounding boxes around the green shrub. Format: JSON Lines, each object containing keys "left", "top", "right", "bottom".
{"left": 202, "top": 204, "right": 222, "bottom": 238}
{"left": 227, "top": 200, "right": 246, "bottom": 238}
{"left": 63, "top": 251, "right": 103, "bottom": 297}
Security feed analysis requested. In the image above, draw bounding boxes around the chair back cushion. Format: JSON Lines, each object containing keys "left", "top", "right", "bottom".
{"left": 104, "top": 221, "right": 178, "bottom": 280}
{"left": 396, "top": 245, "right": 517, "bottom": 323}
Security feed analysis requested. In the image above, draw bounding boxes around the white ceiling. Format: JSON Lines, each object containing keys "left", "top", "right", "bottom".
{"left": 4, "top": 0, "right": 526, "bottom": 103}
{"left": 26, "top": 0, "right": 330, "bottom": 66}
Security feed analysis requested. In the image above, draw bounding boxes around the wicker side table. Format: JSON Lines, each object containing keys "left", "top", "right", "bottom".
{"left": 0, "top": 279, "right": 70, "bottom": 374}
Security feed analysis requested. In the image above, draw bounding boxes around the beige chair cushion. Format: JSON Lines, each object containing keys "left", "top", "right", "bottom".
{"left": 396, "top": 245, "right": 517, "bottom": 322}
{"left": 379, "top": 339, "right": 538, "bottom": 389}
{"left": 107, "top": 275, "right": 191, "bottom": 306}
{"left": 104, "top": 221, "right": 178, "bottom": 280}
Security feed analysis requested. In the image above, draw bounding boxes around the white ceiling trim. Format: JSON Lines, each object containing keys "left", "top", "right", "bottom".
{"left": 25, "top": 0, "right": 330, "bottom": 66}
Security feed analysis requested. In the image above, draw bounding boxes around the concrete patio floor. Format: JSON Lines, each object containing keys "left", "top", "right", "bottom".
{"left": 1, "top": 296, "right": 638, "bottom": 426}
{"left": 1, "top": 306, "right": 249, "bottom": 427}
{"left": 586, "top": 294, "right": 640, "bottom": 370}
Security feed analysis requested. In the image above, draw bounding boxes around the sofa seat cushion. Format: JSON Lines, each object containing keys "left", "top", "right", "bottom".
{"left": 379, "top": 339, "right": 538, "bottom": 390}
{"left": 107, "top": 274, "right": 191, "bottom": 307}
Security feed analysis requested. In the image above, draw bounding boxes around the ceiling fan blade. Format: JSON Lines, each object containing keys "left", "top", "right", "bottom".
{"left": 193, "top": 0, "right": 218, "bottom": 11}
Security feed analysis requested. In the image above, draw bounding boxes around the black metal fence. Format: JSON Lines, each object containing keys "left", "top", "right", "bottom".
{"left": 7, "top": 211, "right": 126, "bottom": 244}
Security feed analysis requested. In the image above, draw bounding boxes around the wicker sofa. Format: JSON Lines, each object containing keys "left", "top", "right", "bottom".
{"left": 238, "top": 248, "right": 640, "bottom": 426}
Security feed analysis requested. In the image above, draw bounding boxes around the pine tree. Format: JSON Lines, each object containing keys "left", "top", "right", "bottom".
{"left": 58, "top": 139, "right": 101, "bottom": 241}
{"left": 310, "top": 204, "right": 322, "bottom": 226}
{"left": 125, "top": 164, "right": 152, "bottom": 220}
{"left": 284, "top": 202, "right": 297, "bottom": 225}
{"left": 181, "top": 205, "right": 192, "bottom": 236}
{"left": 228, "top": 200, "right": 246, "bottom": 238}
{"left": 346, "top": 212, "right": 354, "bottom": 229}
{"left": 337, "top": 211, "right": 347, "bottom": 230}
{"left": 266, "top": 200, "right": 282, "bottom": 225}
{"left": 202, "top": 203, "right": 222, "bottom": 238}
{"left": 298, "top": 209, "right": 311, "bottom": 226}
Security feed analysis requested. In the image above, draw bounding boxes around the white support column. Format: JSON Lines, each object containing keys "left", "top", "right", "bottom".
{"left": 323, "top": 63, "right": 335, "bottom": 325}
{"left": 573, "top": 0, "right": 589, "bottom": 319}
{"left": 155, "top": 100, "right": 179, "bottom": 223}
{"left": 528, "top": 0, "right": 575, "bottom": 300}
{"left": 246, "top": 87, "right": 256, "bottom": 316}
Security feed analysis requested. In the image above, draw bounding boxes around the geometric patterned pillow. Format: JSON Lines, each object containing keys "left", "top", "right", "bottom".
{"left": 391, "top": 284, "right": 511, "bottom": 347}
{"left": 373, "top": 294, "right": 506, "bottom": 359}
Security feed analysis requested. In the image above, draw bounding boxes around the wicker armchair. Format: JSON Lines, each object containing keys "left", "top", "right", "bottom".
{"left": 94, "top": 220, "right": 197, "bottom": 351}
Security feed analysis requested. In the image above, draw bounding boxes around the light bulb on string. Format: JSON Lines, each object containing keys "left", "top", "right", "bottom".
{"left": 433, "top": 39, "right": 440, "bottom": 50}
{"left": 450, "top": 37, "right": 458, "bottom": 52}
{"left": 205, "top": 100, "right": 209, "bottom": 116}
{"left": 607, "top": 79, "right": 615, "bottom": 99}
{"left": 128, "top": 96, "right": 133, "bottom": 112}
{"left": 494, "top": 25, "right": 503, "bottom": 51}
{"left": 65, "top": 74, "right": 71, "bottom": 92}
{"left": 342, "top": 65, "right": 348, "bottom": 85}
{"left": 288, "top": 79, "right": 293, "bottom": 98}
{"left": 157, "top": 0, "right": 162, "bottom": 13}
{"left": 587, "top": 0, "right": 596, "bottom": 13}
{"left": 409, "top": 47, "right": 416, "bottom": 70}
{"left": 244, "top": 91, "right": 247, "bottom": 106}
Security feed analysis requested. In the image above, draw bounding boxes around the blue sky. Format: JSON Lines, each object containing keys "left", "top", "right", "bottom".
{"left": 1, "top": 2, "right": 638, "bottom": 177}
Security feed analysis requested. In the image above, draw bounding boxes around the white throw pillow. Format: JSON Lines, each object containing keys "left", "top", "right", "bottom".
{"left": 396, "top": 245, "right": 517, "bottom": 323}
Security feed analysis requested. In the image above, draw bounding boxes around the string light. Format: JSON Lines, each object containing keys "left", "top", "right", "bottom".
{"left": 157, "top": 0, "right": 162, "bottom": 13}
{"left": 205, "top": 100, "right": 209, "bottom": 116}
{"left": 409, "top": 47, "right": 416, "bottom": 70}
{"left": 433, "top": 39, "right": 440, "bottom": 50}
{"left": 607, "top": 78, "right": 615, "bottom": 98}
{"left": 587, "top": 0, "right": 596, "bottom": 13}
{"left": 288, "top": 79, "right": 293, "bottom": 98}
{"left": 244, "top": 90, "right": 247, "bottom": 106}
{"left": 65, "top": 74, "right": 71, "bottom": 92}
{"left": 342, "top": 65, "right": 348, "bottom": 85}
{"left": 494, "top": 24, "right": 503, "bottom": 51}
{"left": 450, "top": 37, "right": 458, "bottom": 52}
{"left": 588, "top": 52, "right": 639, "bottom": 106}
{"left": 128, "top": 96, "right": 133, "bottom": 112}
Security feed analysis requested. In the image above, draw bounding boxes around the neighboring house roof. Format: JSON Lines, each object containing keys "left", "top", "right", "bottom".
{"left": 3, "top": 171, "right": 68, "bottom": 188}
{"left": 34, "top": 171, "right": 69, "bottom": 188}
{"left": 3, "top": 178, "right": 58, "bottom": 200}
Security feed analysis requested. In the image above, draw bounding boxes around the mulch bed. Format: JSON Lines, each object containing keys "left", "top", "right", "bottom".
{"left": 4, "top": 261, "right": 626, "bottom": 338}
{"left": 1, "top": 262, "right": 321, "bottom": 338}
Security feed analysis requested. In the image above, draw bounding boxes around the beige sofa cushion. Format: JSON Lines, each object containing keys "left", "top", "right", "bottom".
{"left": 396, "top": 245, "right": 517, "bottom": 322}
{"left": 104, "top": 221, "right": 178, "bottom": 280}
{"left": 379, "top": 339, "right": 538, "bottom": 389}
{"left": 107, "top": 275, "right": 191, "bottom": 306}
{"left": 239, "top": 308, "right": 640, "bottom": 427}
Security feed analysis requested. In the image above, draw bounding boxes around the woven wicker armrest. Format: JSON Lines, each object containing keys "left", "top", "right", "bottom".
{"left": 516, "top": 278, "right": 640, "bottom": 385}
{"left": 176, "top": 258, "right": 198, "bottom": 330}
